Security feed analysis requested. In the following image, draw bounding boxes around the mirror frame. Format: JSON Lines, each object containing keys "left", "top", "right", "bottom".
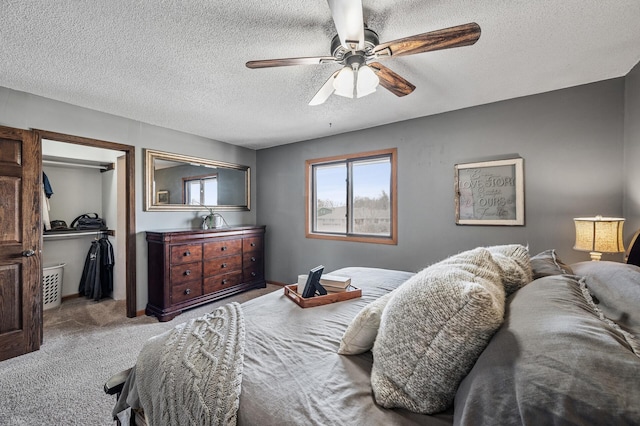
{"left": 144, "top": 148, "right": 251, "bottom": 212}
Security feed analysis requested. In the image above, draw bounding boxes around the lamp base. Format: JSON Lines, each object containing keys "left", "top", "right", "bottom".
{"left": 589, "top": 252, "right": 602, "bottom": 261}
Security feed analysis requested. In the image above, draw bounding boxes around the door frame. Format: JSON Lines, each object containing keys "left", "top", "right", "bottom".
{"left": 36, "top": 130, "right": 137, "bottom": 318}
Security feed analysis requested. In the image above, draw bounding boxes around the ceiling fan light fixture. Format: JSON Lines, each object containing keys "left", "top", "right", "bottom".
{"left": 333, "top": 66, "right": 355, "bottom": 98}
{"left": 356, "top": 65, "right": 379, "bottom": 98}
{"left": 247, "top": 0, "right": 481, "bottom": 105}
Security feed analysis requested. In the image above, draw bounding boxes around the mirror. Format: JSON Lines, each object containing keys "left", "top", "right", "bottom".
{"left": 144, "top": 149, "right": 250, "bottom": 211}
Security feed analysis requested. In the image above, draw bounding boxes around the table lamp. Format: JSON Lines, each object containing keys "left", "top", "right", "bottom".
{"left": 573, "top": 215, "right": 625, "bottom": 261}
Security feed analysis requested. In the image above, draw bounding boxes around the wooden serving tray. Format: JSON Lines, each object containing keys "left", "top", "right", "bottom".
{"left": 284, "top": 284, "right": 361, "bottom": 308}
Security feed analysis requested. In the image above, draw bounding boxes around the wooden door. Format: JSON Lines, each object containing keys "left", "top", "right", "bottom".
{"left": 0, "top": 125, "right": 42, "bottom": 361}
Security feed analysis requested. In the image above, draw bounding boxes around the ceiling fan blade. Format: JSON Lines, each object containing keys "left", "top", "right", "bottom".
{"left": 246, "top": 56, "right": 336, "bottom": 69}
{"left": 373, "top": 22, "right": 481, "bottom": 58}
{"left": 327, "top": 0, "right": 365, "bottom": 49}
{"left": 309, "top": 70, "right": 340, "bottom": 106}
{"left": 369, "top": 62, "right": 415, "bottom": 97}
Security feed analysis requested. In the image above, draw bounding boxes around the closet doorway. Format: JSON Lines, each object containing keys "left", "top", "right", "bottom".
{"left": 37, "top": 130, "right": 136, "bottom": 318}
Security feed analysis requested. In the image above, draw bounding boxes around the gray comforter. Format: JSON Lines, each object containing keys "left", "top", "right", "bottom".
{"left": 117, "top": 262, "right": 640, "bottom": 425}
{"left": 237, "top": 267, "right": 452, "bottom": 425}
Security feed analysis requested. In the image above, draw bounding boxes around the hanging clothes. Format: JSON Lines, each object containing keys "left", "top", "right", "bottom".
{"left": 42, "top": 188, "right": 51, "bottom": 231}
{"left": 79, "top": 235, "right": 114, "bottom": 301}
{"left": 42, "top": 172, "right": 53, "bottom": 230}
{"left": 99, "top": 237, "right": 115, "bottom": 297}
{"left": 43, "top": 172, "right": 54, "bottom": 198}
{"left": 79, "top": 240, "right": 101, "bottom": 300}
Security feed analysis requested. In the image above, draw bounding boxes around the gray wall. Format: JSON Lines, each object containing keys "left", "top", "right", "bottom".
{"left": 624, "top": 61, "right": 640, "bottom": 234}
{"left": 257, "top": 79, "right": 627, "bottom": 283}
{"left": 2, "top": 72, "right": 637, "bottom": 309}
{"left": 0, "top": 86, "right": 257, "bottom": 311}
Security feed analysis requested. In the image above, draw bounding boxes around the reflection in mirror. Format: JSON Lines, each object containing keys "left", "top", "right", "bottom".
{"left": 144, "top": 149, "right": 250, "bottom": 211}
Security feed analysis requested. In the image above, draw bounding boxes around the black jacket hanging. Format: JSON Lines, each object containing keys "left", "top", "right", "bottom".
{"left": 99, "top": 237, "right": 114, "bottom": 298}
{"left": 79, "top": 235, "right": 115, "bottom": 301}
{"left": 79, "top": 240, "right": 101, "bottom": 300}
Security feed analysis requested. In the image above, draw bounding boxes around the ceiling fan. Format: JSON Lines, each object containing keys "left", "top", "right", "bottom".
{"left": 245, "top": 0, "right": 481, "bottom": 106}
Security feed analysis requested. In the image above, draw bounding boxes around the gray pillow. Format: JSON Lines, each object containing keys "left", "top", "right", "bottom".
{"left": 371, "top": 247, "right": 505, "bottom": 414}
{"left": 486, "top": 244, "right": 532, "bottom": 296}
{"left": 454, "top": 274, "right": 640, "bottom": 424}
{"left": 571, "top": 260, "right": 640, "bottom": 335}
{"left": 530, "top": 249, "right": 573, "bottom": 279}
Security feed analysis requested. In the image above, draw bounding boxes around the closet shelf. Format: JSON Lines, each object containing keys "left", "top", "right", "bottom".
{"left": 43, "top": 158, "right": 115, "bottom": 172}
{"left": 43, "top": 229, "right": 114, "bottom": 240}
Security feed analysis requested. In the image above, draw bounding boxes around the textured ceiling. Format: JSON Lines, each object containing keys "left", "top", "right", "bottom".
{"left": 1, "top": 1, "right": 639, "bottom": 149}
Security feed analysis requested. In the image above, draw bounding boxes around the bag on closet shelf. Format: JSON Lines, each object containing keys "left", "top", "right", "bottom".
{"left": 70, "top": 213, "right": 107, "bottom": 230}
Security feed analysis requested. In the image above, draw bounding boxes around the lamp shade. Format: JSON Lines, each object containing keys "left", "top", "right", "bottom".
{"left": 356, "top": 65, "right": 379, "bottom": 98}
{"left": 573, "top": 216, "right": 625, "bottom": 260}
{"left": 333, "top": 66, "right": 354, "bottom": 98}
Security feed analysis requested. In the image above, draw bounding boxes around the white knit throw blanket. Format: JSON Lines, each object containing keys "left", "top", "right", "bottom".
{"left": 135, "top": 302, "right": 245, "bottom": 426}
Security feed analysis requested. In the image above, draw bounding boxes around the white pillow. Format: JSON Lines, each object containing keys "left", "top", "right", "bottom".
{"left": 371, "top": 247, "right": 505, "bottom": 414}
{"left": 338, "top": 291, "right": 395, "bottom": 355}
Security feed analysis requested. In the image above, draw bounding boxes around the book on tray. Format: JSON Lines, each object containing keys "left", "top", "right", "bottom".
{"left": 297, "top": 274, "right": 352, "bottom": 293}
{"left": 298, "top": 274, "right": 351, "bottom": 293}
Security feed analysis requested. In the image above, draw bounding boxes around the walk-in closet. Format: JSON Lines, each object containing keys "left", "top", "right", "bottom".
{"left": 42, "top": 139, "right": 126, "bottom": 311}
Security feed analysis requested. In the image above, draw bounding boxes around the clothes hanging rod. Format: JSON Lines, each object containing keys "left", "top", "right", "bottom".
{"left": 42, "top": 159, "right": 114, "bottom": 171}
{"left": 43, "top": 230, "right": 114, "bottom": 240}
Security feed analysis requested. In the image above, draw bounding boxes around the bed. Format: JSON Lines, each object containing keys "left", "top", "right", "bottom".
{"left": 108, "top": 245, "right": 640, "bottom": 425}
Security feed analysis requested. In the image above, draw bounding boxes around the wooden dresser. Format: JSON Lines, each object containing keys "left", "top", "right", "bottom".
{"left": 146, "top": 226, "right": 266, "bottom": 321}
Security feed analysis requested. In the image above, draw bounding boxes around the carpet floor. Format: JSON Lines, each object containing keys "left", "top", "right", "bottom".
{"left": 0, "top": 285, "right": 280, "bottom": 425}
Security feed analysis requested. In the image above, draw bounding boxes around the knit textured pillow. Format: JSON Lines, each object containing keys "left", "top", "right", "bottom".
{"left": 338, "top": 290, "right": 395, "bottom": 355}
{"left": 486, "top": 244, "right": 532, "bottom": 296}
{"left": 371, "top": 247, "right": 505, "bottom": 414}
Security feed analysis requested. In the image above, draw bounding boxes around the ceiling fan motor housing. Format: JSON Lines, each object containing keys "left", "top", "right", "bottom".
{"left": 331, "top": 28, "right": 379, "bottom": 62}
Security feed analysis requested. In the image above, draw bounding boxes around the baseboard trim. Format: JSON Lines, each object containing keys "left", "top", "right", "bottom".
{"left": 136, "top": 309, "right": 146, "bottom": 317}
{"left": 61, "top": 293, "right": 81, "bottom": 302}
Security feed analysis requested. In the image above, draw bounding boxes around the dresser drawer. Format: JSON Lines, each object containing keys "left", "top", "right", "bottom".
{"left": 243, "top": 253, "right": 264, "bottom": 281}
{"left": 170, "top": 244, "right": 202, "bottom": 265}
{"left": 243, "top": 252, "right": 262, "bottom": 266}
{"left": 204, "top": 239, "right": 242, "bottom": 258}
{"left": 204, "top": 272, "right": 242, "bottom": 294}
{"left": 171, "top": 280, "right": 203, "bottom": 304}
{"left": 243, "top": 236, "right": 263, "bottom": 253}
{"left": 243, "top": 266, "right": 264, "bottom": 282}
{"left": 170, "top": 262, "right": 203, "bottom": 284}
{"left": 203, "top": 254, "right": 242, "bottom": 277}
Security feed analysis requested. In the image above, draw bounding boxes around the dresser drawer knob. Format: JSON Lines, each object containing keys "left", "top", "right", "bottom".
{"left": 184, "top": 288, "right": 191, "bottom": 295}
{"left": 222, "top": 263, "right": 227, "bottom": 268}
{"left": 184, "top": 270, "right": 191, "bottom": 276}
{"left": 221, "top": 246, "right": 227, "bottom": 251}
{"left": 250, "top": 242, "right": 256, "bottom": 247}
{"left": 251, "top": 271, "right": 256, "bottom": 277}
{"left": 184, "top": 250, "right": 191, "bottom": 257}
{"left": 251, "top": 257, "right": 256, "bottom": 262}
{"left": 222, "top": 279, "right": 228, "bottom": 285}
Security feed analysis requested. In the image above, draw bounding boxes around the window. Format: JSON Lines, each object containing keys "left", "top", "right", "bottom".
{"left": 183, "top": 174, "right": 218, "bottom": 205}
{"left": 306, "top": 148, "right": 397, "bottom": 244}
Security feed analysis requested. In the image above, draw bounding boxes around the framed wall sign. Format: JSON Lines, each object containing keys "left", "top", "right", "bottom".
{"left": 156, "top": 190, "right": 169, "bottom": 204}
{"left": 454, "top": 158, "right": 524, "bottom": 226}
